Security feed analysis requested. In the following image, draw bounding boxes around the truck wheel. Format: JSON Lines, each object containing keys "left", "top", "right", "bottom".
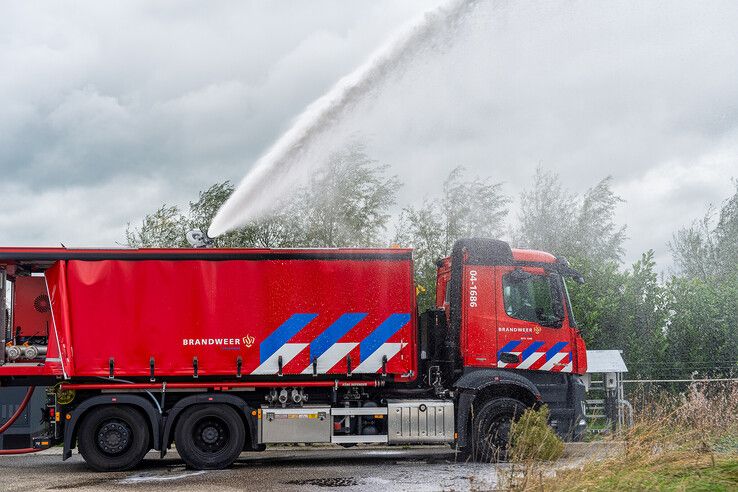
{"left": 77, "top": 406, "right": 150, "bottom": 472}
{"left": 175, "top": 404, "right": 245, "bottom": 470}
{"left": 472, "top": 397, "right": 526, "bottom": 463}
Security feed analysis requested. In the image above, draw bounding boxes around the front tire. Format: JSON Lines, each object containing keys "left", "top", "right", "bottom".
{"left": 175, "top": 404, "right": 245, "bottom": 470}
{"left": 472, "top": 397, "right": 527, "bottom": 462}
{"left": 77, "top": 406, "right": 150, "bottom": 472}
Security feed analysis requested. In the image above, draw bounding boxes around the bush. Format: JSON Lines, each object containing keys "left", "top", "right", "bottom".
{"left": 509, "top": 405, "right": 564, "bottom": 461}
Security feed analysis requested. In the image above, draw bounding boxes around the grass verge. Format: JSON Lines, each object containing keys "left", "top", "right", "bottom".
{"left": 504, "top": 382, "right": 738, "bottom": 491}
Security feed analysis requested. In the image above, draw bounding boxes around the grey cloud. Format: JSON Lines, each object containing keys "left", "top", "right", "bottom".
{"left": 1, "top": 0, "right": 737, "bottom": 269}
{"left": 0, "top": 0, "right": 431, "bottom": 245}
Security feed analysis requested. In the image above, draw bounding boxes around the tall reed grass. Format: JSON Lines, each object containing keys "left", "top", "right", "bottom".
{"left": 503, "top": 383, "right": 738, "bottom": 491}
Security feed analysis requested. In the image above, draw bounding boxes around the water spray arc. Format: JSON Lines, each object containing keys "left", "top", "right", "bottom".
{"left": 208, "top": 0, "right": 474, "bottom": 238}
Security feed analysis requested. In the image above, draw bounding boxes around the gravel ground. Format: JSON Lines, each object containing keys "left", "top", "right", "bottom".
{"left": 0, "top": 446, "right": 502, "bottom": 492}
{"left": 0, "top": 443, "right": 619, "bottom": 491}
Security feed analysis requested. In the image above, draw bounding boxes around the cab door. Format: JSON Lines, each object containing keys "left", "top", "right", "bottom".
{"left": 494, "top": 266, "right": 573, "bottom": 372}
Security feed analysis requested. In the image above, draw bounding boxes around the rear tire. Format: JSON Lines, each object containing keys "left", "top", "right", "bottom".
{"left": 175, "top": 404, "right": 245, "bottom": 470}
{"left": 471, "top": 397, "right": 527, "bottom": 463}
{"left": 78, "top": 406, "right": 150, "bottom": 472}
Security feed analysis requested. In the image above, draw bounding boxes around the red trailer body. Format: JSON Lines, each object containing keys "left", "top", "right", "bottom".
{"left": 4, "top": 248, "right": 416, "bottom": 381}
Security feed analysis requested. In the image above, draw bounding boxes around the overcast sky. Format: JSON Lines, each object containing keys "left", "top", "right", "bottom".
{"left": 2, "top": 1, "right": 737, "bottom": 268}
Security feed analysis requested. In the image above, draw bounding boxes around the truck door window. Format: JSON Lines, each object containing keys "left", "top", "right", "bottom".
{"left": 502, "top": 271, "right": 564, "bottom": 327}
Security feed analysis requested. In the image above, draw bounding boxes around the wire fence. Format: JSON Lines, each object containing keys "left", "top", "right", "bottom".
{"left": 623, "top": 377, "right": 738, "bottom": 383}
{"left": 586, "top": 366, "right": 738, "bottom": 434}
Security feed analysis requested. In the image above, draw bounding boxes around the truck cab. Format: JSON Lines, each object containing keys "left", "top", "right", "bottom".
{"left": 435, "top": 239, "right": 586, "bottom": 375}
{"left": 423, "top": 238, "right": 588, "bottom": 457}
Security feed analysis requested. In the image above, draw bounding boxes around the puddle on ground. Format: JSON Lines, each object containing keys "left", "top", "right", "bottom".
{"left": 116, "top": 470, "right": 207, "bottom": 484}
{"left": 285, "top": 477, "right": 360, "bottom": 487}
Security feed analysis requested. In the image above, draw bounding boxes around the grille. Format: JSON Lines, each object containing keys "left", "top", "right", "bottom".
{"left": 33, "top": 294, "right": 50, "bottom": 313}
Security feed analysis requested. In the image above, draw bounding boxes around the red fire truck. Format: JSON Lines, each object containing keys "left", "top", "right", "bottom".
{"left": 0, "top": 238, "right": 587, "bottom": 471}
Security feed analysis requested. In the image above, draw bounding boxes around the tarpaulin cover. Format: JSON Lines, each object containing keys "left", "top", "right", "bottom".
{"left": 51, "top": 257, "right": 416, "bottom": 379}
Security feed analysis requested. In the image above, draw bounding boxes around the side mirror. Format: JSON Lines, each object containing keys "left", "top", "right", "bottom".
{"left": 557, "top": 262, "right": 585, "bottom": 284}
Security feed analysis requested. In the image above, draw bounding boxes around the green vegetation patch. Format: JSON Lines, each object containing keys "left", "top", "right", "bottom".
{"left": 509, "top": 406, "right": 565, "bottom": 462}
{"left": 567, "top": 454, "right": 738, "bottom": 492}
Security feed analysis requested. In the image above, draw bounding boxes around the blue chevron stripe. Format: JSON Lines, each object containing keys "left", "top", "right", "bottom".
{"left": 310, "top": 313, "right": 367, "bottom": 360}
{"left": 359, "top": 313, "right": 411, "bottom": 362}
{"left": 260, "top": 313, "right": 317, "bottom": 363}
{"left": 520, "top": 341, "right": 545, "bottom": 361}
{"left": 544, "top": 342, "right": 568, "bottom": 361}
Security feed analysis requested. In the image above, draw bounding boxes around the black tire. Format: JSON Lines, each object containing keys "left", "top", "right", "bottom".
{"left": 175, "top": 404, "right": 245, "bottom": 470}
{"left": 77, "top": 405, "right": 150, "bottom": 472}
{"left": 471, "top": 397, "right": 527, "bottom": 463}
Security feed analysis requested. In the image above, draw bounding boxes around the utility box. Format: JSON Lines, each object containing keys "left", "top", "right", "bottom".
{"left": 386, "top": 400, "right": 454, "bottom": 444}
{"left": 259, "top": 406, "right": 331, "bottom": 444}
{"left": 0, "top": 386, "right": 47, "bottom": 450}
{"left": 583, "top": 350, "right": 631, "bottom": 433}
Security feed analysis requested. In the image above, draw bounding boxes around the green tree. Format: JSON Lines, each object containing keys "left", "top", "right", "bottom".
{"left": 565, "top": 251, "right": 669, "bottom": 376}
{"left": 515, "top": 167, "right": 626, "bottom": 267}
{"left": 186, "top": 181, "right": 294, "bottom": 248}
{"left": 126, "top": 142, "right": 400, "bottom": 249}
{"left": 615, "top": 251, "right": 669, "bottom": 377}
{"left": 662, "top": 273, "right": 738, "bottom": 378}
{"left": 395, "top": 167, "right": 509, "bottom": 311}
{"left": 294, "top": 143, "right": 400, "bottom": 247}
{"left": 125, "top": 205, "right": 187, "bottom": 248}
{"left": 670, "top": 180, "right": 738, "bottom": 280}
{"left": 564, "top": 258, "right": 624, "bottom": 353}
{"left": 665, "top": 180, "right": 738, "bottom": 378}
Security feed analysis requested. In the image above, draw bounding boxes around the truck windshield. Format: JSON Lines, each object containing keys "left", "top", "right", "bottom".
{"left": 502, "top": 271, "right": 565, "bottom": 327}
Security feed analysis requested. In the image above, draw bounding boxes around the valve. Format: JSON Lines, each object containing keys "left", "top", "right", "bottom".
{"left": 278, "top": 389, "right": 289, "bottom": 406}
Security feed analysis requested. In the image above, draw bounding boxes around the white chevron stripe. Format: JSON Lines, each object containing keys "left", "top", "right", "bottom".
{"left": 517, "top": 351, "right": 545, "bottom": 370}
{"left": 354, "top": 343, "right": 405, "bottom": 373}
{"left": 561, "top": 361, "right": 573, "bottom": 373}
{"left": 539, "top": 352, "right": 569, "bottom": 372}
{"left": 301, "top": 343, "right": 358, "bottom": 374}
{"left": 251, "top": 343, "right": 308, "bottom": 375}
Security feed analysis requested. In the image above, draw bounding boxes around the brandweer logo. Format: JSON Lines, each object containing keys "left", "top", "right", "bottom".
{"left": 182, "top": 338, "right": 241, "bottom": 346}
{"left": 181, "top": 334, "right": 256, "bottom": 348}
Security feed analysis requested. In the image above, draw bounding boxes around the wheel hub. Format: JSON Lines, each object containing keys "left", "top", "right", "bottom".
{"left": 97, "top": 420, "right": 131, "bottom": 455}
{"left": 194, "top": 418, "right": 228, "bottom": 452}
{"left": 201, "top": 426, "right": 219, "bottom": 444}
{"left": 478, "top": 412, "right": 515, "bottom": 461}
